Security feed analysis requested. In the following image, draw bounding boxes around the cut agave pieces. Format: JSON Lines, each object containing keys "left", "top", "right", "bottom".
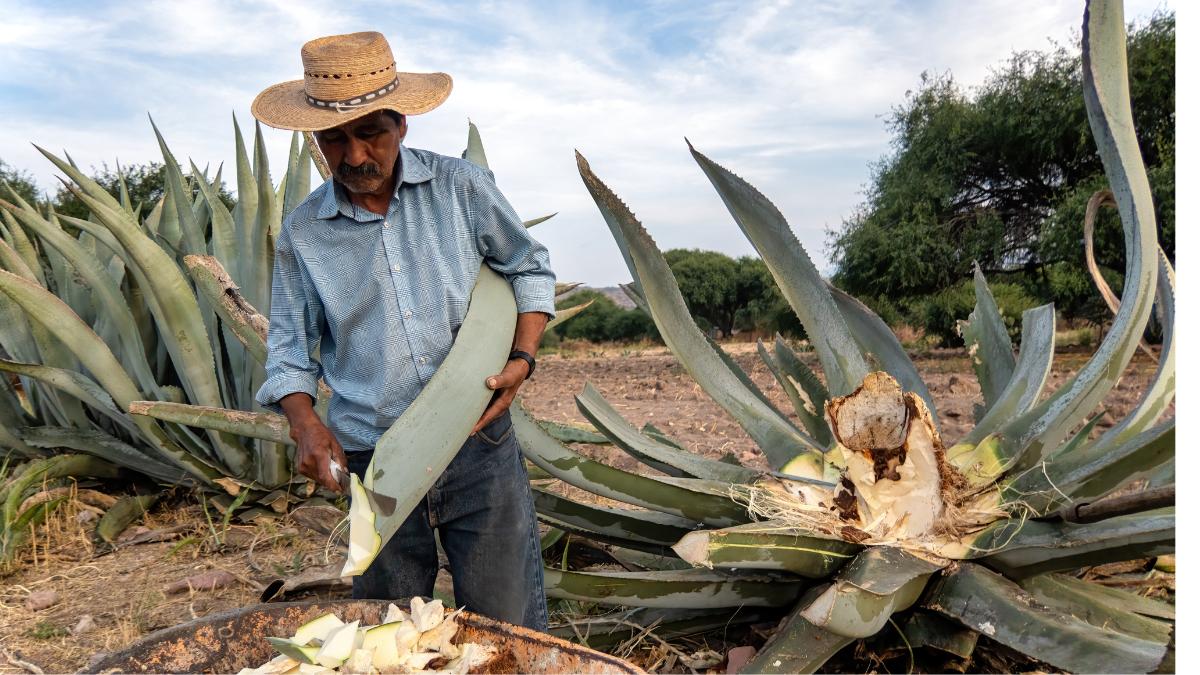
{"left": 264, "top": 637, "right": 319, "bottom": 665}
{"left": 292, "top": 613, "right": 345, "bottom": 646}
{"left": 313, "top": 620, "right": 362, "bottom": 669}
{"left": 340, "top": 474, "right": 382, "bottom": 577}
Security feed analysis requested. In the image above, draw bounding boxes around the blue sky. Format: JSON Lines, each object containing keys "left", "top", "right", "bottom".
{"left": 0, "top": 0, "right": 1173, "bottom": 286}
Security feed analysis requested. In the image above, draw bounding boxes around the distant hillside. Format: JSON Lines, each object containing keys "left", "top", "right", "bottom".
{"left": 559, "top": 285, "right": 637, "bottom": 310}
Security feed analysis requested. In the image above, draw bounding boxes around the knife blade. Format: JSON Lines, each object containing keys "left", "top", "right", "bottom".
{"left": 329, "top": 460, "right": 398, "bottom": 515}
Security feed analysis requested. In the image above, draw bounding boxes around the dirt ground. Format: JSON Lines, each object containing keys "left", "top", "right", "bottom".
{"left": 0, "top": 343, "right": 1170, "bottom": 673}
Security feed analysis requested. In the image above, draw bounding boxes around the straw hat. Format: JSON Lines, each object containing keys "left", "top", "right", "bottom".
{"left": 252, "top": 32, "right": 452, "bottom": 132}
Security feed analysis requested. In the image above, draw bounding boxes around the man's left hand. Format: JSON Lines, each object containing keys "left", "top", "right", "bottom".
{"left": 473, "top": 357, "right": 531, "bottom": 434}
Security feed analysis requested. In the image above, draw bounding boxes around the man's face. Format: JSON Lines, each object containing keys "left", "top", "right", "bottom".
{"left": 315, "top": 111, "right": 406, "bottom": 195}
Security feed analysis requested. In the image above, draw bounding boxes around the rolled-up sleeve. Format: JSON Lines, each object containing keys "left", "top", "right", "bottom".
{"left": 255, "top": 221, "right": 324, "bottom": 413}
{"left": 469, "top": 171, "right": 557, "bottom": 317}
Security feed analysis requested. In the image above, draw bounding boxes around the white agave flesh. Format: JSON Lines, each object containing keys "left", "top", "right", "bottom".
{"left": 439, "top": 643, "right": 497, "bottom": 674}
{"left": 292, "top": 613, "right": 345, "bottom": 646}
{"left": 360, "top": 621, "right": 408, "bottom": 670}
{"left": 409, "top": 597, "right": 445, "bottom": 632}
{"left": 237, "top": 654, "right": 300, "bottom": 675}
{"left": 404, "top": 651, "right": 443, "bottom": 670}
{"left": 829, "top": 372, "right": 945, "bottom": 539}
{"left": 314, "top": 620, "right": 361, "bottom": 668}
{"left": 417, "top": 610, "right": 462, "bottom": 659}
{"left": 296, "top": 664, "right": 335, "bottom": 675}
{"left": 383, "top": 603, "right": 408, "bottom": 624}
{"left": 341, "top": 475, "right": 382, "bottom": 577}
{"left": 394, "top": 619, "right": 421, "bottom": 654}
{"left": 342, "top": 647, "right": 376, "bottom": 675}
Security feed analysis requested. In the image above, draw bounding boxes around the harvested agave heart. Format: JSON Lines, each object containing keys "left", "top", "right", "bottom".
{"left": 240, "top": 599, "right": 497, "bottom": 675}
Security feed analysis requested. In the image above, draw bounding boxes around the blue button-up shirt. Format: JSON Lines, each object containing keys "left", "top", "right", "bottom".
{"left": 255, "top": 144, "right": 556, "bottom": 452}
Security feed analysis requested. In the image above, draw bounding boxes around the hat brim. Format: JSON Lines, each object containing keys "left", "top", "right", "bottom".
{"left": 251, "top": 72, "right": 452, "bottom": 132}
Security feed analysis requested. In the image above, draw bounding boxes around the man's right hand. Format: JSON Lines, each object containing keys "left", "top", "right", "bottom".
{"left": 281, "top": 392, "right": 347, "bottom": 493}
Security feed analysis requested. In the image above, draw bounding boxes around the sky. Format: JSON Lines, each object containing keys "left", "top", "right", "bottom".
{"left": 0, "top": 0, "right": 1174, "bottom": 287}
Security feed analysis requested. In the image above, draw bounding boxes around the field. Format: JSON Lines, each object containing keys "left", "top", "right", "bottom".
{"left": 0, "top": 343, "right": 1170, "bottom": 673}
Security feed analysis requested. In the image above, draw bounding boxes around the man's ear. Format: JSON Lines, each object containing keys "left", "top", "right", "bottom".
{"left": 398, "top": 114, "right": 408, "bottom": 143}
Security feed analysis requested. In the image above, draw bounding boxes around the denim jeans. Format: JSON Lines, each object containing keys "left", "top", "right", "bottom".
{"left": 344, "top": 410, "right": 548, "bottom": 631}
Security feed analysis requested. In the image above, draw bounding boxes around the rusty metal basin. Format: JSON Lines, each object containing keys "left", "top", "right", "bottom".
{"left": 89, "top": 599, "right": 643, "bottom": 674}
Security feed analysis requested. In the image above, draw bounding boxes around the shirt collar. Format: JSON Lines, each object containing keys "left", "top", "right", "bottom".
{"left": 316, "top": 144, "right": 434, "bottom": 220}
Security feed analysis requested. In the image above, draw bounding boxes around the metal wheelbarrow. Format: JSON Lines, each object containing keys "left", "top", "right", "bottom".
{"left": 88, "top": 599, "right": 643, "bottom": 673}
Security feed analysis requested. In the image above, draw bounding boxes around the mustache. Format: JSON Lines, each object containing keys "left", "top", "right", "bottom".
{"left": 336, "top": 162, "right": 382, "bottom": 179}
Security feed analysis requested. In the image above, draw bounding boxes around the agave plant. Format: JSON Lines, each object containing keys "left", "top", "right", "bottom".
{"left": 515, "top": 1, "right": 1173, "bottom": 672}
{"left": 0, "top": 115, "right": 581, "bottom": 552}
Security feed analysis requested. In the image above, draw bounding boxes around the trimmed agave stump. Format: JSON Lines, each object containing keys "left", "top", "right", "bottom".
{"left": 89, "top": 600, "right": 643, "bottom": 674}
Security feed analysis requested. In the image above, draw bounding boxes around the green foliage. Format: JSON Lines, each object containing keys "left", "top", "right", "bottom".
{"left": 663, "top": 249, "right": 803, "bottom": 338}
{"left": 919, "top": 279, "right": 1038, "bottom": 346}
{"left": 0, "top": 159, "right": 40, "bottom": 205}
{"left": 553, "top": 290, "right": 658, "bottom": 343}
{"left": 830, "top": 11, "right": 1174, "bottom": 327}
{"left": 52, "top": 161, "right": 235, "bottom": 221}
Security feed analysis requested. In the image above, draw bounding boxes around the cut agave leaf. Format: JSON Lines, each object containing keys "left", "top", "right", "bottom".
{"left": 544, "top": 567, "right": 803, "bottom": 608}
{"left": 1019, "top": 574, "right": 1172, "bottom": 643}
{"left": 344, "top": 267, "right": 516, "bottom": 575}
{"left": 673, "top": 520, "right": 860, "bottom": 578}
{"left": 743, "top": 585, "right": 853, "bottom": 674}
{"left": 128, "top": 401, "right": 292, "bottom": 446}
{"left": 292, "top": 612, "right": 344, "bottom": 646}
{"left": 799, "top": 546, "right": 943, "bottom": 638}
{"left": 536, "top": 418, "right": 610, "bottom": 445}
{"left": 313, "top": 619, "right": 360, "bottom": 668}
{"left": 265, "top": 637, "right": 319, "bottom": 665}
{"left": 533, "top": 486, "right": 699, "bottom": 553}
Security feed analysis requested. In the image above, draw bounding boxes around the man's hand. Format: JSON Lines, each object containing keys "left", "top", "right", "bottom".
{"left": 473, "top": 358, "right": 530, "bottom": 434}
{"left": 281, "top": 392, "right": 347, "bottom": 493}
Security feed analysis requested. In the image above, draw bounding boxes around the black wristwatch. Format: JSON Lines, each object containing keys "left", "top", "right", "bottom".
{"left": 508, "top": 350, "right": 536, "bottom": 379}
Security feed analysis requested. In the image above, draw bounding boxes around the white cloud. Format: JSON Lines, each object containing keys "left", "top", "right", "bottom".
{"left": 0, "top": 0, "right": 1173, "bottom": 286}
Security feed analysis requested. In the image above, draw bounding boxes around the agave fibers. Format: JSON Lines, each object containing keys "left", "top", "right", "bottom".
{"left": 516, "top": 1, "right": 1174, "bottom": 672}
{"left": 0, "top": 113, "right": 578, "bottom": 562}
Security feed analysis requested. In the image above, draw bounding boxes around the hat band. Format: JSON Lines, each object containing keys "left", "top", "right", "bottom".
{"left": 304, "top": 76, "right": 400, "bottom": 113}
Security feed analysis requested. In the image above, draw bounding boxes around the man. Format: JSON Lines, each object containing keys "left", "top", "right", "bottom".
{"left": 250, "top": 31, "right": 555, "bottom": 631}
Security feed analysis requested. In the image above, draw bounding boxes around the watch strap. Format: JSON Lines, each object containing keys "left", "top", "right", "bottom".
{"left": 508, "top": 350, "right": 536, "bottom": 379}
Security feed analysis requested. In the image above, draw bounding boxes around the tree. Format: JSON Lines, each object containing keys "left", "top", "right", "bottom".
{"left": 829, "top": 11, "right": 1173, "bottom": 326}
{"left": 553, "top": 290, "right": 658, "bottom": 343}
{"left": 53, "top": 161, "right": 235, "bottom": 221}
{"left": 0, "top": 159, "right": 40, "bottom": 205}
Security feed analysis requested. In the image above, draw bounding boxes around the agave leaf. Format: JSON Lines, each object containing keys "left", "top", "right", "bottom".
{"left": 532, "top": 486, "right": 699, "bottom": 554}
{"left": 708, "top": 334, "right": 800, "bottom": 432}
{"left": 959, "top": 265, "right": 1017, "bottom": 416}
{"left": 898, "top": 611, "right": 979, "bottom": 659}
{"left": 544, "top": 567, "right": 802, "bottom": 608}
{"left": 757, "top": 340, "right": 831, "bottom": 447}
{"left": 987, "top": 0, "right": 1161, "bottom": 477}
{"left": 128, "top": 401, "right": 292, "bottom": 446}
{"left": 639, "top": 422, "right": 688, "bottom": 451}
{"left": 95, "top": 493, "right": 159, "bottom": 544}
{"left": 254, "top": 122, "right": 282, "bottom": 268}
{"left": 0, "top": 359, "right": 138, "bottom": 436}
{"left": 576, "top": 383, "right": 758, "bottom": 483}
{"left": 924, "top": 561, "right": 1168, "bottom": 673}
{"left": 545, "top": 300, "right": 591, "bottom": 331}
{"left": 514, "top": 402, "right": 750, "bottom": 527}
{"left": 1, "top": 199, "right": 160, "bottom": 396}
{"left": 0, "top": 206, "right": 46, "bottom": 287}
{"left": 523, "top": 213, "right": 556, "bottom": 229}
{"left": 800, "top": 546, "right": 943, "bottom": 637}
{"left": 608, "top": 547, "right": 696, "bottom": 572}
{"left": 37, "top": 152, "right": 230, "bottom": 414}
{"left": 688, "top": 143, "right": 868, "bottom": 398}
{"left": 185, "top": 255, "right": 269, "bottom": 365}
{"left": 536, "top": 418, "right": 610, "bottom": 445}
{"left": 619, "top": 282, "right": 649, "bottom": 315}
{"left": 539, "top": 526, "right": 565, "bottom": 551}
{"left": 551, "top": 607, "right": 771, "bottom": 650}
{"left": 0, "top": 269, "right": 218, "bottom": 485}
{"left": 576, "top": 151, "right": 821, "bottom": 471}
{"left": 1045, "top": 421, "right": 1173, "bottom": 508}
{"left": 1019, "top": 573, "right": 1172, "bottom": 643}
{"left": 743, "top": 585, "right": 854, "bottom": 674}
{"left": 975, "top": 508, "right": 1173, "bottom": 577}
{"left": 356, "top": 267, "right": 516, "bottom": 567}
{"left": 20, "top": 426, "right": 192, "bottom": 484}
{"left": 149, "top": 118, "right": 206, "bottom": 256}
{"left": 231, "top": 115, "right": 259, "bottom": 295}
{"left": 772, "top": 336, "right": 830, "bottom": 420}
{"left": 283, "top": 132, "right": 313, "bottom": 217}
{"left": 1021, "top": 572, "right": 1174, "bottom": 621}
{"left": 1084, "top": 189, "right": 1158, "bottom": 361}
{"left": 673, "top": 520, "right": 860, "bottom": 578}
{"left": 950, "top": 304, "right": 1056, "bottom": 461}
{"left": 463, "top": 120, "right": 489, "bottom": 169}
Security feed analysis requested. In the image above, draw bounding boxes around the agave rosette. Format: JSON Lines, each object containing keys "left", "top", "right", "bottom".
{"left": 522, "top": 1, "right": 1174, "bottom": 671}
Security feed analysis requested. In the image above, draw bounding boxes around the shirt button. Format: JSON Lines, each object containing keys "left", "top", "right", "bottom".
{"left": 392, "top": 264, "right": 401, "bottom": 272}
{"left": 418, "top": 356, "right": 427, "bottom": 365}
{"left": 404, "top": 310, "right": 413, "bottom": 319}
{"left": 383, "top": 221, "right": 391, "bottom": 228}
